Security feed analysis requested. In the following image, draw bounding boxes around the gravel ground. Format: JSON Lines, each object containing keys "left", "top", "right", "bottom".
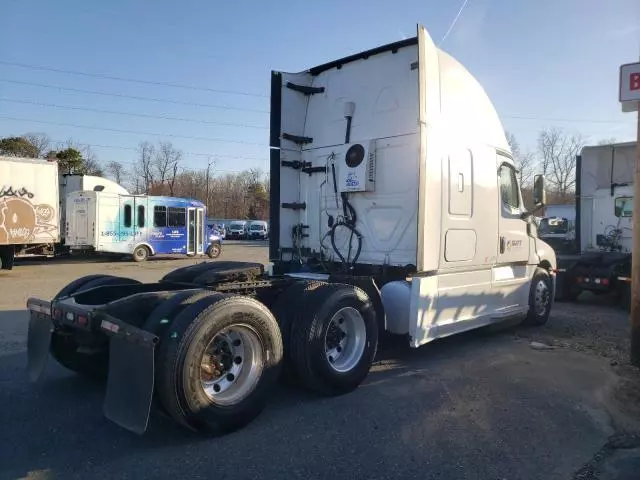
{"left": 1, "top": 248, "right": 640, "bottom": 479}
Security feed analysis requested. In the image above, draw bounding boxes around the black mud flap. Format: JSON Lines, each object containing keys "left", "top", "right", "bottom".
{"left": 101, "top": 316, "right": 158, "bottom": 435}
{"left": 26, "top": 300, "right": 53, "bottom": 382}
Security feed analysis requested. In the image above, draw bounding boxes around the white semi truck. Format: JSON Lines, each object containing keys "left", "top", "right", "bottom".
{"left": 0, "top": 155, "right": 129, "bottom": 270}
{"left": 555, "top": 141, "right": 635, "bottom": 305}
{"left": 26, "top": 25, "right": 556, "bottom": 436}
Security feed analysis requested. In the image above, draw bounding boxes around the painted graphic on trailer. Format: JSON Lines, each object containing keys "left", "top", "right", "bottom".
{"left": 0, "top": 185, "right": 57, "bottom": 245}
{"left": 96, "top": 195, "right": 206, "bottom": 255}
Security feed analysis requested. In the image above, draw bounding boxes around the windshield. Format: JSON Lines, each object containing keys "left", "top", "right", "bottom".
{"left": 250, "top": 224, "right": 265, "bottom": 231}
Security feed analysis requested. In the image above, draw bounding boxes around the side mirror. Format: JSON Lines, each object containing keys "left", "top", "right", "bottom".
{"left": 533, "top": 175, "right": 546, "bottom": 207}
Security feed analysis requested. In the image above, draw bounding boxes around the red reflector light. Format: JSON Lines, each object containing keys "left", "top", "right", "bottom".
{"left": 576, "top": 277, "right": 584, "bottom": 283}
{"left": 601, "top": 278, "right": 609, "bottom": 286}
{"left": 77, "top": 315, "right": 88, "bottom": 327}
{"left": 53, "top": 309, "right": 62, "bottom": 320}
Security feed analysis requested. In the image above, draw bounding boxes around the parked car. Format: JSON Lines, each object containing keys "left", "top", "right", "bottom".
{"left": 247, "top": 221, "right": 269, "bottom": 240}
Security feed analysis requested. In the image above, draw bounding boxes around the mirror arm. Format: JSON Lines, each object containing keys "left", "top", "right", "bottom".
{"left": 520, "top": 203, "right": 545, "bottom": 220}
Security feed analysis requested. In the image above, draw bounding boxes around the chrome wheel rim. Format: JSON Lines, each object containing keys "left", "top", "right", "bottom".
{"left": 211, "top": 244, "right": 220, "bottom": 256}
{"left": 135, "top": 248, "right": 145, "bottom": 259}
{"left": 534, "top": 279, "right": 550, "bottom": 316}
{"left": 324, "top": 307, "right": 366, "bottom": 373}
{"left": 199, "top": 325, "right": 264, "bottom": 406}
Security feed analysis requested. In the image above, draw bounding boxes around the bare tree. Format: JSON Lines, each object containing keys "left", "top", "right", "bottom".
{"left": 537, "top": 127, "right": 584, "bottom": 202}
{"left": 506, "top": 131, "right": 536, "bottom": 188}
{"left": 153, "top": 141, "right": 181, "bottom": 195}
{"left": 106, "top": 161, "right": 126, "bottom": 185}
{"left": 22, "top": 132, "right": 51, "bottom": 158}
{"left": 136, "top": 141, "right": 155, "bottom": 193}
{"left": 597, "top": 137, "right": 617, "bottom": 146}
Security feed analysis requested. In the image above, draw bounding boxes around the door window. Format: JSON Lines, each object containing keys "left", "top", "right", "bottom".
{"left": 137, "top": 205, "right": 145, "bottom": 228}
{"left": 123, "top": 204, "right": 132, "bottom": 228}
{"left": 498, "top": 164, "right": 520, "bottom": 213}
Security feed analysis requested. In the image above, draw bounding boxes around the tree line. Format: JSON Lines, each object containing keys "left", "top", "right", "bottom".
{"left": 0, "top": 133, "right": 270, "bottom": 221}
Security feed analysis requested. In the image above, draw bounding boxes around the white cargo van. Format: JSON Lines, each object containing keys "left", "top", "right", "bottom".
{"left": 247, "top": 220, "right": 269, "bottom": 240}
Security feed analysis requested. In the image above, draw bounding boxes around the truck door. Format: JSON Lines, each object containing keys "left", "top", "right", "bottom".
{"left": 196, "top": 208, "right": 204, "bottom": 254}
{"left": 187, "top": 208, "right": 196, "bottom": 255}
{"left": 494, "top": 154, "right": 530, "bottom": 306}
{"left": 72, "top": 196, "right": 91, "bottom": 245}
{"left": 134, "top": 198, "right": 148, "bottom": 243}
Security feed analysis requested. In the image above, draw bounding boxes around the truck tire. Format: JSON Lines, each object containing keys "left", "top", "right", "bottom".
{"left": 206, "top": 242, "right": 221, "bottom": 259}
{"left": 132, "top": 245, "right": 149, "bottom": 262}
{"left": 50, "top": 275, "right": 142, "bottom": 379}
{"left": 522, "top": 268, "right": 552, "bottom": 326}
{"left": 271, "top": 281, "right": 326, "bottom": 378}
{"left": 289, "top": 283, "right": 378, "bottom": 395}
{"left": 155, "top": 294, "right": 283, "bottom": 433}
{"left": 0, "top": 246, "right": 15, "bottom": 270}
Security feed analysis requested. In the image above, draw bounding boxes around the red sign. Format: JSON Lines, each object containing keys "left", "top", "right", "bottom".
{"left": 631, "top": 73, "right": 640, "bottom": 91}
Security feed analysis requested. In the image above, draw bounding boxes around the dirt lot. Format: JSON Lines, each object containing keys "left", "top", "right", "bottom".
{"left": 1, "top": 246, "right": 639, "bottom": 480}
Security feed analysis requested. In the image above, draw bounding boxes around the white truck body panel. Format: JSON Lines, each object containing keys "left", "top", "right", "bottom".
{"left": 0, "top": 156, "right": 60, "bottom": 246}
{"left": 273, "top": 25, "right": 554, "bottom": 347}
{"left": 545, "top": 204, "right": 576, "bottom": 222}
{"left": 578, "top": 142, "right": 635, "bottom": 253}
{"left": 59, "top": 174, "right": 129, "bottom": 243}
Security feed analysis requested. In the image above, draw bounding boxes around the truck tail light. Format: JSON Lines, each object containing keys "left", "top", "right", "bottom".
{"left": 576, "top": 277, "right": 584, "bottom": 283}
{"left": 53, "top": 308, "right": 62, "bottom": 320}
{"left": 77, "top": 315, "right": 88, "bottom": 327}
{"left": 601, "top": 278, "right": 609, "bottom": 286}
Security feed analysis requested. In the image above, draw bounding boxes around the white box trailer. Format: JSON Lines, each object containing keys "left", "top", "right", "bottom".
{"left": 58, "top": 174, "right": 129, "bottom": 249}
{"left": 26, "top": 25, "right": 556, "bottom": 436}
{"left": 0, "top": 156, "right": 60, "bottom": 269}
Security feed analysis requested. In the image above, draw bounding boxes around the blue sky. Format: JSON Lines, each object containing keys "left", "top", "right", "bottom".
{"left": 1, "top": 0, "right": 638, "bottom": 176}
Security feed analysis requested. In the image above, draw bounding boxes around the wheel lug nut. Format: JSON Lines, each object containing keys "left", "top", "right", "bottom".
{"left": 336, "top": 346, "right": 342, "bottom": 353}
{"left": 232, "top": 339, "right": 241, "bottom": 347}
{"left": 338, "top": 318, "right": 344, "bottom": 324}
{"left": 213, "top": 384, "right": 221, "bottom": 393}
{"left": 328, "top": 356, "right": 334, "bottom": 363}
{"left": 234, "top": 356, "right": 242, "bottom": 365}
{"left": 226, "top": 373, "right": 235, "bottom": 382}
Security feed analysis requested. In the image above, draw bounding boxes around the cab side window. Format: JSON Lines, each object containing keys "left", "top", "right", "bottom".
{"left": 499, "top": 164, "right": 520, "bottom": 211}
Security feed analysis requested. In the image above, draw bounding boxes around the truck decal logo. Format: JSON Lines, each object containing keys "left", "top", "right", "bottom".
{"left": 345, "top": 171, "right": 360, "bottom": 188}
{"left": 0, "top": 185, "right": 35, "bottom": 199}
{"left": 0, "top": 197, "right": 57, "bottom": 244}
{"left": 506, "top": 239, "right": 523, "bottom": 250}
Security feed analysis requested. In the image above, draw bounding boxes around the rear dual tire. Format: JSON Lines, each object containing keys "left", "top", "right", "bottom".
{"left": 276, "top": 282, "right": 378, "bottom": 395}
{"left": 154, "top": 294, "right": 283, "bottom": 434}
